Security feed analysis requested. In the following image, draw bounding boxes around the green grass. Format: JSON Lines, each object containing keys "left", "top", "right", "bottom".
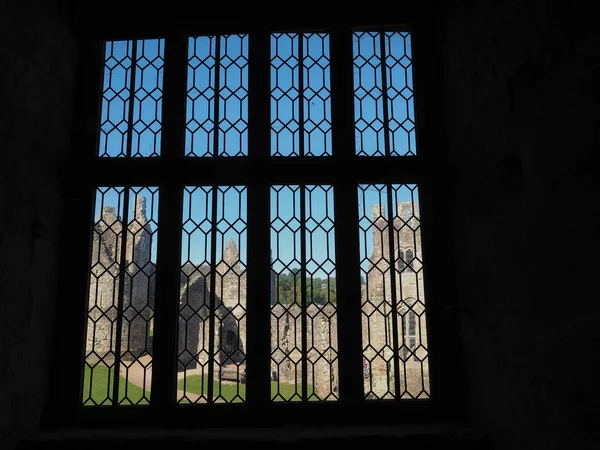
{"left": 82, "top": 366, "right": 318, "bottom": 405}
{"left": 82, "top": 364, "right": 150, "bottom": 406}
{"left": 177, "top": 375, "right": 316, "bottom": 402}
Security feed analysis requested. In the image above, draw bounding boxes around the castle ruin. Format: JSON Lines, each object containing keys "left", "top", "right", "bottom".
{"left": 86, "top": 197, "right": 155, "bottom": 362}
{"left": 363, "top": 202, "right": 430, "bottom": 398}
{"left": 85, "top": 197, "right": 429, "bottom": 400}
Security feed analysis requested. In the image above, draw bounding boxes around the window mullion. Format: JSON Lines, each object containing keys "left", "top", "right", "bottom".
{"left": 385, "top": 185, "right": 402, "bottom": 399}
{"left": 300, "top": 185, "right": 308, "bottom": 400}
{"left": 379, "top": 29, "right": 402, "bottom": 399}
{"left": 151, "top": 35, "right": 187, "bottom": 408}
{"left": 57, "top": 39, "right": 104, "bottom": 417}
{"left": 110, "top": 39, "right": 138, "bottom": 400}
{"left": 298, "top": 34, "right": 311, "bottom": 400}
{"left": 207, "top": 186, "right": 219, "bottom": 403}
{"left": 125, "top": 40, "right": 138, "bottom": 158}
{"left": 298, "top": 33, "right": 305, "bottom": 157}
{"left": 379, "top": 31, "right": 392, "bottom": 159}
{"left": 206, "top": 35, "right": 222, "bottom": 403}
{"left": 330, "top": 29, "right": 364, "bottom": 405}
{"left": 112, "top": 187, "right": 131, "bottom": 405}
{"left": 245, "top": 31, "right": 272, "bottom": 408}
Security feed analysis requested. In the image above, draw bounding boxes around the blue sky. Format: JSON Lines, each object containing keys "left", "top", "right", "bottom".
{"left": 100, "top": 39, "right": 164, "bottom": 158}
{"left": 96, "top": 32, "right": 418, "bottom": 279}
{"left": 94, "top": 183, "right": 420, "bottom": 281}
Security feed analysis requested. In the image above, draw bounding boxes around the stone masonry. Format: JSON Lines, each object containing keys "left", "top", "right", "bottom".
{"left": 86, "top": 196, "right": 155, "bottom": 363}
{"left": 364, "top": 202, "right": 430, "bottom": 398}
{"left": 87, "top": 198, "right": 428, "bottom": 399}
{"left": 178, "top": 238, "right": 247, "bottom": 377}
{"left": 270, "top": 300, "right": 339, "bottom": 399}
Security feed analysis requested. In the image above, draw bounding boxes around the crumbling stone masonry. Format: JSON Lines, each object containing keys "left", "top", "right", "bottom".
{"left": 86, "top": 199, "right": 428, "bottom": 399}
{"left": 364, "top": 202, "right": 430, "bottom": 398}
{"left": 178, "top": 238, "right": 247, "bottom": 376}
{"left": 270, "top": 302, "right": 339, "bottom": 399}
{"left": 86, "top": 197, "right": 155, "bottom": 363}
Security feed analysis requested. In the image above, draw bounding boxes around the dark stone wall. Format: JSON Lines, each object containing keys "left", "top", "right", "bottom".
{"left": 1, "top": 2, "right": 599, "bottom": 449}
{"left": 0, "top": 1, "right": 77, "bottom": 449}
{"left": 442, "top": 1, "right": 600, "bottom": 448}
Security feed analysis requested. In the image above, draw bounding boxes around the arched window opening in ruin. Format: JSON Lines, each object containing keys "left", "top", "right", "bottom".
{"left": 224, "top": 329, "right": 236, "bottom": 354}
{"left": 402, "top": 309, "right": 418, "bottom": 362}
{"left": 397, "top": 249, "right": 405, "bottom": 271}
{"left": 405, "top": 248, "right": 415, "bottom": 271}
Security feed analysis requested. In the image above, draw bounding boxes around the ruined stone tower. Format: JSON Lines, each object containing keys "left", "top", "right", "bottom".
{"left": 86, "top": 196, "right": 154, "bottom": 362}
{"left": 87, "top": 199, "right": 427, "bottom": 398}
{"left": 178, "top": 261, "right": 209, "bottom": 371}
{"left": 364, "top": 202, "right": 429, "bottom": 398}
{"left": 178, "top": 238, "right": 247, "bottom": 374}
{"left": 214, "top": 238, "right": 247, "bottom": 367}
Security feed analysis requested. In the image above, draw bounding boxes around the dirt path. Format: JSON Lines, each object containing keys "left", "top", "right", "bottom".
{"left": 120, "top": 356, "right": 202, "bottom": 403}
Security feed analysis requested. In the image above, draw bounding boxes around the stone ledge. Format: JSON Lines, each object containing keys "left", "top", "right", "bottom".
{"left": 18, "top": 423, "right": 490, "bottom": 450}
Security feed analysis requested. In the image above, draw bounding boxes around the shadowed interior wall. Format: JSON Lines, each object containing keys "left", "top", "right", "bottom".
{"left": 442, "top": 1, "right": 600, "bottom": 448}
{"left": 0, "top": 1, "right": 77, "bottom": 449}
{"left": 1, "top": 2, "right": 599, "bottom": 450}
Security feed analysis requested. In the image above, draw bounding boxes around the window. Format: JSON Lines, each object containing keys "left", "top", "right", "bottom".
{"left": 397, "top": 249, "right": 405, "bottom": 271}
{"left": 402, "top": 308, "right": 418, "bottom": 362}
{"left": 77, "top": 26, "right": 434, "bottom": 418}
{"left": 405, "top": 248, "right": 415, "bottom": 271}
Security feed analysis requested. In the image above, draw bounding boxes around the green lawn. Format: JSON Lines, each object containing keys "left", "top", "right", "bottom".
{"left": 82, "top": 366, "right": 317, "bottom": 405}
{"left": 177, "top": 375, "right": 316, "bottom": 402}
{"left": 82, "top": 364, "right": 150, "bottom": 406}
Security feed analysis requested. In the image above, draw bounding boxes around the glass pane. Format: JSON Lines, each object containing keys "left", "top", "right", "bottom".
{"left": 131, "top": 40, "right": 165, "bottom": 157}
{"left": 178, "top": 187, "right": 213, "bottom": 403}
{"left": 213, "top": 186, "right": 247, "bottom": 402}
{"left": 99, "top": 40, "right": 164, "bottom": 157}
{"left": 270, "top": 185, "right": 338, "bottom": 402}
{"left": 119, "top": 187, "right": 158, "bottom": 404}
{"left": 186, "top": 35, "right": 249, "bottom": 157}
{"left": 271, "top": 33, "right": 331, "bottom": 157}
{"left": 271, "top": 34, "right": 300, "bottom": 157}
{"left": 186, "top": 37, "right": 216, "bottom": 157}
{"left": 385, "top": 33, "right": 416, "bottom": 157}
{"left": 218, "top": 35, "right": 249, "bottom": 157}
{"left": 358, "top": 184, "right": 430, "bottom": 400}
{"left": 270, "top": 185, "right": 302, "bottom": 400}
{"left": 83, "top": 187, "right": 158, "bottom": 406}
{"left": 99, "top": 42, "right": 132, "bottom": 158}
{"left": 390, "top": 184, "right": 429, "bottom": 398}
{"left": 353, "top": 32, "right": 415, "bottom": 156}
{"left": 305, "top": 185, "right": 338, "bottom": 400}
{"left": 303, "top": 35, "right": 331, "bottom": 156}
{"left": 178, "top": 186, "right": 247, "bottom": 404}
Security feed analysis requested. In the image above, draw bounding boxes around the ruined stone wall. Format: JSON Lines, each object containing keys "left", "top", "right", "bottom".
{"left": 86, "top": 198, "right": 153, "bottom": 361}
{"left": 178, "top": 264, "right": 209, "bottom": 370}
{"left": 214, "top": 239, "right": 247, "bottom": 366}
{"left": 87, "top": 207, "right": 121, "bottom": 359}
{"left": 364, "top": 202, "right": 429, "bottom": 398}
{"left": 270, "top": 307, "right": 338, "bottom": 399}
{"left": 87, "top": 203, "right": 424, "bottom": 400}
{"left": 122, "top": 197, "right": 154, "bottom": 359}
{"left": 178, "top": 239, "right": 249, "bottom": 374}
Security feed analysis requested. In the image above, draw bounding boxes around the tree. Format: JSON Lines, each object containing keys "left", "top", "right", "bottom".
{"left": 274, "top": 269, "right": 337, "bottom": 305}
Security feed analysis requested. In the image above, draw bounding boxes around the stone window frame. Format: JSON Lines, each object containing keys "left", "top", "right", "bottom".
{"left": 401, "top": 306, "right": 419, "bottom": 362}
{"left": 397, "top": 249, "right": 405, "bottom": 271}
{"left": 50, "top": 21, "right": 464, "bottom": 430}
{"left": 405, "top": 248, "right": 415, "bottom": 271}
